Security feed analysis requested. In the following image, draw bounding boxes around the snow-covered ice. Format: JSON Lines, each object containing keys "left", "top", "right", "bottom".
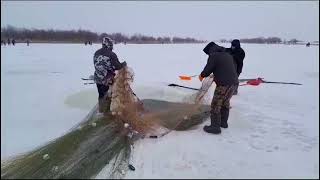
{"left": 1, "top": 43, "right": 319, "bottom": 178}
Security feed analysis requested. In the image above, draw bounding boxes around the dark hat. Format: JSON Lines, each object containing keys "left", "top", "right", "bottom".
{"left": 231, "top": 39, "right": 241, "bottom": 48}
{"left": 203, "top": 42, "right": 217, "bottom": 55}
{"left": 203, "top": 41, "right": 225, "bottom": 55}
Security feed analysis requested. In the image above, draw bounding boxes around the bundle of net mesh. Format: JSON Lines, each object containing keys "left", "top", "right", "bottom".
{"left": 110, "top": 67, "right": 215, "bottom": 136}
{"left": 1, "top": 67, "right": 215, "bottom": 179}
{"left": 110, "top": 66, "right": 161, "bottom": 135}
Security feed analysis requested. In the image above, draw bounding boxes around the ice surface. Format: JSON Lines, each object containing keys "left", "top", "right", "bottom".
{"left": 1, "top": 43, "right": 318, "bottom": 178}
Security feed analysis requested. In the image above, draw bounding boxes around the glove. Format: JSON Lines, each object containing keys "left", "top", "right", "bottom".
{"left": 121, "top": 61, "right": 127, "bottom": 68}
{"left": 199, "top": 75, "right": 204, "bottom": 82}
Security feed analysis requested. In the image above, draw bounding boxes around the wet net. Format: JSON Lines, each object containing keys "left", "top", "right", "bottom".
{"left": 1, "top": 66, "right": 214, "bottom": 179}
{"left": 110, "top": 66, "right": 160, "bottom": 135}
{"left": 110, "top": 67, "right": 214, "bottom": 135}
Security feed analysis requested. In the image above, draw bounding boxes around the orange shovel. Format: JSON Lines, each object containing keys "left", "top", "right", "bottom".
{"left": 179, "top": 75, "right": 197, "bottom": 80}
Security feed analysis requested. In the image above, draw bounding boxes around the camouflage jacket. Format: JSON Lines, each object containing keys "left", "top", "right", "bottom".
{"left": 93, "top": 47, "right": 123, "bottom": 85}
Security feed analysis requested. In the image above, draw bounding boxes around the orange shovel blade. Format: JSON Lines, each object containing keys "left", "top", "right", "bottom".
{"left": 179, "top": 76, "right": 192, "bottom": 80}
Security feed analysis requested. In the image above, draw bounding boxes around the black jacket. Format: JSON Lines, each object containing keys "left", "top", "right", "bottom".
{"left": 201, "top": 43, "right": 238, "bottom": 86}
{"left": 226, "top": 47, "right": 245, "bottom": 75}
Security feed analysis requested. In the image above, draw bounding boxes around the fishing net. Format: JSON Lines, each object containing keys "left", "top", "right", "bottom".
{"left": 1, "top": 66, "right": 214, "bottom": 179}
{"left": 183, "top": 74, "right": 215, "bottom": 105}
{"left": 156, "top": 75, "right": 214, "bottom": 131}
{"left": 110, "top": 67, "right": 215, "bottom": 135}
{"left": 110, "top": 66, "right": 160, "bottom": 135}
{"left": 1, "top": 110, "right": 131, "bottom": 179}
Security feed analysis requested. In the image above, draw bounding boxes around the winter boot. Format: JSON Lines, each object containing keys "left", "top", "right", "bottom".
{"left": 233, "top": 82, "right": 239, "bottom": 95}
{"left": 203, "top": 113, "right": 221, "bottom": 134}
{"left": 96, "top": 98, "right": 105, "bottom": 118}
{"left": 220, "top": 107, "right": 229, "bottom": 128}
{"left": 233, "top": 86, "right": 238, "bottom": 95}
{"left": 103, "top": 96, "right": 112, "bottom": 114}
{"left": 98, "top": 98, "right": 104, "bottom": 113}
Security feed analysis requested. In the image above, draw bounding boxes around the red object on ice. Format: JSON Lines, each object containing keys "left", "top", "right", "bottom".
{"left": 179, "top": 76, "right": 192, "bottom": 80}
{"left": 246, "top": 78, "right": 264, "bottom": 86}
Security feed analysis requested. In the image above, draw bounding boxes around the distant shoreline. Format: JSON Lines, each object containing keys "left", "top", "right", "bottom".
{"left": 3, "top": 26, "right": 318, "bottom": 46}
{"left": 1, "top": 40, "right": 207, "bottom": 44}
{"left": 2, "top": 41, "right": 318, "bottom": 46}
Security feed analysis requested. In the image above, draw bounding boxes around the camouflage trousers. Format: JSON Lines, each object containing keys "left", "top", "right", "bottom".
{"left": 211, "top": 85, "right": 237, "bottom": 114}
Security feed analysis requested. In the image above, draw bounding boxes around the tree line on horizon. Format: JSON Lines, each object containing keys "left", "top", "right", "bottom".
{"left": 2, "top": 26, "right": 316, "bottom": 45}
{"left": 220, "top": 37, "right": 316, "bottom": 45}
{"left": 1, "top": 26, "right": 206, "bottom": 44}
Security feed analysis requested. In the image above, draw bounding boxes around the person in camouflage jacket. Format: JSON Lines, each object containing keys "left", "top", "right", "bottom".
{"left": 93, "top": 37, "right": 126, "bottom": 114}
{"left": 200, "top": 42, "right": 238, "bottom": 134}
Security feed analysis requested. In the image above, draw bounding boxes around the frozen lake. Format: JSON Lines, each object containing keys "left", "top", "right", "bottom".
{"left": 1, "top": 43, "right": 319, "bottom": 178}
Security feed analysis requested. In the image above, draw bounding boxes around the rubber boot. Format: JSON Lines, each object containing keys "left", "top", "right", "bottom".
{"left": 96, "top": 98, "right": 106, "bottom": 118}
{"left": 203, "top": 113, "right": 221, "bottom": 134}
{"left": 98, "top": 98, "right": 104, "bottom": 113}
{"left": 103, "top": 96, "right": 112, "bottom": 114}
{"left": 233, "top": 85, "right": 238, "bottom": 95}
{"left": 220, "top": 107, "right": 229, "bottom": 128}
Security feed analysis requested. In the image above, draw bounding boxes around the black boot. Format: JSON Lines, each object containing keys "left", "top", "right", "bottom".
{"left": 103, "top": 96, "right": 112, "bottom": 114}
{"left": 233, "top": 83, "right": 239, "bottom": 95}
{"left": 98, "top": 98, "right": 104, "bottom": 113}
{"left": 233, "top": 87, "right": 238, "bottom": 95}
{"left": 220, "top": 107, "right": 229, "bottom": 128}
{"left": 203, "top": 113, "right": 221, "bottom": 134}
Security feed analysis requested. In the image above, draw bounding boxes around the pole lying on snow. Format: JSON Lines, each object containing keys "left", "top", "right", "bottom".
{"left": 259, "top": 80, "right": 302, "bottom": 85}
{"left": 169, "top": 77, "right": 302, "bottom": 90}
{"left": 179, "top": 75, "right": 264, "bottom": 82}
{"left": 82, "top": 77, "right": 94, "bottom": 85}
{"left": 240, "top": 78, "right": 302, "bottom": 86}
{"left": 168, "top": 84, "right": 200, "bottom": 91}
{"left": 82, "top": 78, "right": 94, "bottom": 81}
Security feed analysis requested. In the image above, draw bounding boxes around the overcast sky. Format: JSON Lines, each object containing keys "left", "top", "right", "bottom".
{"left": 1, "top": 1, "right": 319, "bottom": 41}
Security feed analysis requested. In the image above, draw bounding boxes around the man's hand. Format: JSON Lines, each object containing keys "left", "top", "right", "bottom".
{"left": 199, "top": 75, "right": 204, "bottom": 82}
{"left": 121, "top": 61, "right": 127, "bottom": 68}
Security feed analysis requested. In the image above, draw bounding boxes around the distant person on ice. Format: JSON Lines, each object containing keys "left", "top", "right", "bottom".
{"left": 93, "top": 37, "right": 127, "bottom": 114}
{"left": 226, "top": 39, "right": 245, "bottom": 95}
{"left": 199, "top": 42, "right": 238, "bottom": 134}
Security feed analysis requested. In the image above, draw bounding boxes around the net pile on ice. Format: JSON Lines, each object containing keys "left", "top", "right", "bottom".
{"left": 1, "top": 110, "right": 131, "bottom": 179}
{"left": 1, "top": 67, "right": 213, "bottom": 179}
{"left": 156, "top": 75, "right": 214, "bottom": 131}
{"left": 110, "top": 66, "right": 160, "bottom": 136}
{"left": 110, "top": 67, "right": 214, "bottom": 135}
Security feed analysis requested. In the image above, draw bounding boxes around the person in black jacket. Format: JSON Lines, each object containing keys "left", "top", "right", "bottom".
{"left": 93, "top": 36, "right": 126, "bottom": 114}
{"left": 199, "top": 42, "right": 238, "bottom": 134}
{"left": 226, "top": 39, "right": 245, "bottom": 95}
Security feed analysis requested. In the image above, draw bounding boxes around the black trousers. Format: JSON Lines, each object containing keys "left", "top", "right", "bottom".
{"left": 96, "top": 84, "right": 109, "bottom": 99}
